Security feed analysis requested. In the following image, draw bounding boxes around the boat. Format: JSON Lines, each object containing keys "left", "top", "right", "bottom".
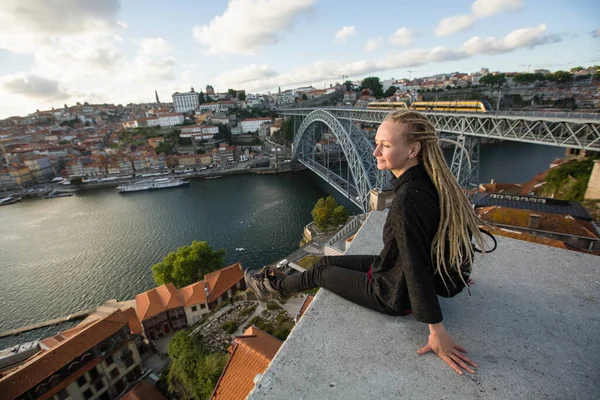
{"left": 204, "top": 175, "right": 222, "bottom": 180}
{"left": 116, "top": 177, "right": 190, "bottom": 193}
{"left": 0, "top": 195, "right": 21, "bottom": 206}
{"left": 42, "top": 190, "right": 74, "bottom": 199}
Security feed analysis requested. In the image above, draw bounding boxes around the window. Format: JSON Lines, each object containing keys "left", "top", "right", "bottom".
{"left": 200, "top": 304, "right": 206, "bottom": 309}
{"left": 94, "top": 379, "right": 104, "bottom": 391}
{"left": 89, "top": 367, "right": 100, "bottom": 381}
{"left": 110, "top": 368, "right": 120, "bottom": 380}
{"left": 55, "top": 389, "right": 69, "bottom": 400}
{"left": 191, "top": 305, "right": 197, "bottom": 312}
{"left": 114, "top": 379, "right": 125, "bottom": 393}
{"left": 83, "top": 389, "right": 93, "bottom": 400}
{"left": 105, "top": 355, "right": 114, "bottom": 366}
{"left": 122, "top": 355, "right": 134, "bottom": 368}
{"left": 77, "top": 376, "right": 87, "bottom": 388}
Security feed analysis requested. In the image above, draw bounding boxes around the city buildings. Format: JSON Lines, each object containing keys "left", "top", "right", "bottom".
{"left": 0, "top": 309, "right": 144, "bottom": 400}
{"left": 241, "top": 118, "right": 272, "bottom": 134}
{"left": 172, "top": 88, "right": 199, "bottom": 113}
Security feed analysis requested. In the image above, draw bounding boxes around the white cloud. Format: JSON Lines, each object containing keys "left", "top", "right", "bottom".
{"left": 138, "top": 38, "right": 171, "bottom": 57}
{"left": 460, "top": 24, "right": 560, "bottom": 55}
{"left": 593, "top": 29, "right": 600, "bottom": 38}
{"left": 434, "top": 14, "right": 475, "bottom": 37}
{"left": 435, "top": 0, "right": 523, "bottom": 37}
{"left": 192, "top": 0, "right": 315, "bottom": 55}
{"left": 215, "top": 64, "right": 278, "bottom": 87}
{"left": 364, "top": 37, "right": 383, "bottom": 52}
{"left": 1, "top": 74, "right": 69, "bottom": 100}
{"left": 0, "top": 0, "right": 122, "bottom": 54}
{"left": 215, "top": 25, "right": 561, "bottom": 93}
{"left": 334, "top": 26, "right": 356, "bottom": 43}
{"left": 388, "top": 28, "right": 414, "bottom": 46}
{"left": 471, "top": 0, "right": 523, "bottom": 18}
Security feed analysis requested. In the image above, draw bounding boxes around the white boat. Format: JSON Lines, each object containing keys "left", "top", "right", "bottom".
{"left": 117, "top": 177, "right": 189, "bottom": 193}
{"left": 0, "top": 196, "right": 21, "bottom": 205}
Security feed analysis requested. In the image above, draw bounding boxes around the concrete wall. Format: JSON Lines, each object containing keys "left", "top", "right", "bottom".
{"left": 249, "top": 210, "right": 600, "bottom": 400}
{"left": 584, "top": 159, "right": 600, "bottom": 200}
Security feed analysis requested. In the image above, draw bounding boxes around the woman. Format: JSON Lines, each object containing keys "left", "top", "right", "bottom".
{"left": 245, "top": 110, "right": 486, "bottom": 375}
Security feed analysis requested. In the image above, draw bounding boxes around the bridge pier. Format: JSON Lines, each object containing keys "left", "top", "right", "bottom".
{"left": 450, "top": 135, "right": 480, "bottom": 196}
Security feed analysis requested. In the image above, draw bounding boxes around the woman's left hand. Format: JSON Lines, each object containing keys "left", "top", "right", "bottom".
{"left": 417, "top": 327, "right": 478, "bottom": 375}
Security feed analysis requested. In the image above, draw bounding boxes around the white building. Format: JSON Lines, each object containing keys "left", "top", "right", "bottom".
{"left": 241, "top": 118, "right": 271, "bottom": 134}
{"left": 173, "top": 88, "right": 199, "bottom": 113}
{"left": 156, "top": 112, "right": 184, "bottom": 127}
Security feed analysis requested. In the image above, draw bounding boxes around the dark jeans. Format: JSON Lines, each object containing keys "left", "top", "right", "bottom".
{"left": 271, "top": 255, "right": 401, "bottom": 316}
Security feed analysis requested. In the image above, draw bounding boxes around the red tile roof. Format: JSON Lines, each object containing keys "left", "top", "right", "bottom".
{"left": 211, "top": 326, "right": 282, "bottom": 400}
{"left": 204, "top": 263, "right": 244, "bottom": 303}
{"left": 0, "top": 310, "right": 132, "bottom": 400}
{"left": 136, "top": 282, "right": 183, "bottom": 321}
{"left": 179, "top": 281, "right": 207, "bottom": 306}
{"left": 121, "top": 380, "right": 167, "bottom": 400}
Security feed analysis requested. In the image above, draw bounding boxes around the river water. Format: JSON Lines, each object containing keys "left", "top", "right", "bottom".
{"left": 0, "top": 141, "right": 563, "bottom": 348}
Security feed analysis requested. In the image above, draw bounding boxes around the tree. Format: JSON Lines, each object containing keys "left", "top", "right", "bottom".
{"left": 151, "top": 240, "right": 225, "bottom": 288}
{"left": 198, "top": 91, "right": 206, "bottom": 104}
{"left": 281, "top": 118, "right": 294, "bottom": 142}
{"left": 301, "top": 93, "right": 308, "bottom": 101}
{"left": 552, "top": 70, "right": 573, "bottom": 83}
{"left": 227, "top": 88, "right": 237, "bottom": 98}
{"left": 479, "top": 73, "right": 506, "bottom": 88}
{"left": 168, "top": 331, "right": 227, "bottom": 400}
{"left": 384, "top": 86, "right": 397, "bottom": 97}
{"left": 311, "top": 196, "right": 349, "bottom": 231}
{"left": 343, "top": 80, "right": 353, "bottom": 91}
{"left": 237, "top": 92, "right": 246, "bottom": 101}
{"left": 360, "top": 76, "right": 384, "bottom": 98}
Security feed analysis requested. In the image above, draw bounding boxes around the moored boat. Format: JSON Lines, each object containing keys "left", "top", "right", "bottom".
{"left": 117, "top": 177, "right": 189, "bottom": 193}
{"left": 0, "top": 196, "right": 22, "bottom": 206}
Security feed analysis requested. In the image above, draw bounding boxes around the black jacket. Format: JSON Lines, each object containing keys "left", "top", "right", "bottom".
{"left": 371, "top": 163, "right": 443, "bottom": 324}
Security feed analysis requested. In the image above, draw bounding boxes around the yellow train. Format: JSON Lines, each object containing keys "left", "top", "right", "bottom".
{"left": 409, "top": 100, "right": 492, "bottom": 113}
{"left": 366, "top": 102, "right": 409, "bottom": 110}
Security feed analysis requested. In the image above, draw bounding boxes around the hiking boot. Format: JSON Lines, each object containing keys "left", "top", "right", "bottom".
{"left": 244, "top": 267, "right": 292, "bottom": 302}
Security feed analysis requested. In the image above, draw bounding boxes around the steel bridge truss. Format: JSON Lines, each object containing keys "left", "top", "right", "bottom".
{"left": 293, "top": 110, "right": 391, "bottom": 212}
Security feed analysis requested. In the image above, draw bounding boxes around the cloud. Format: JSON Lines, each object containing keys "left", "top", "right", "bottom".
{"left": 471, "top": 0, "right": 523, "bottom": 18}
{"left": 435, "top": 0, "right": 523, "bottom": 37}
{"left": 138, "top": 38, "right": 171, "bottom": 57}
{"left": 0, "top": 0, "right": 122, "bottom": 54}
{"left": 593, "top": 29, "right": 600, "bottom": 38}
{"left": 388, "top": 28, "right": 414, "bottom": 46}
{"left": 364, "top": 37, "right": 383, "bottom": 52}
{"left": 1, "top": 74, "right": 69, "bottom": 100}
{"left": 460, "top": 24, "right": 561, "bottom": 55}
{"left": 192, "top": 0, "right": 315, "bottom": 55}
{"left": 215, "top": 25, "right": 561, "bottom": 93}
{"left": 334, "top": 26, "right": 356, "bottom": 43}
{"left": 215, "top": 64, "right": 278, "bottom": 87}
{"left": 435, "top": 15, "right": 475, "bottom": 37}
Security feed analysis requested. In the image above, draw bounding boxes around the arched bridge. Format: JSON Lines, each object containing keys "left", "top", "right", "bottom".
{"left": 280, "top": 107, "right": 600, "bottom": 212}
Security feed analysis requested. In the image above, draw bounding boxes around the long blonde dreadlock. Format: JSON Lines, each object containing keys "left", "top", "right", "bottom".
{"left": 384, "top": 110, "right": 486, "bottom": 288}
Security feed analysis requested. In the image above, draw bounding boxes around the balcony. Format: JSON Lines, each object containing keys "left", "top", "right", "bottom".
{"left": 249, "top": 210, "right": 599, "bottom": 399}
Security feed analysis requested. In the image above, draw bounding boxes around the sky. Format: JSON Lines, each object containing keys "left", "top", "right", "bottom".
{"left": 0, "top": 0, "right": 599, "bottom": 119}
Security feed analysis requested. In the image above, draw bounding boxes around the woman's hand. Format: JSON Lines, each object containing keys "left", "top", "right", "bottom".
{"left": 417, "top": 322, "right": 478, "bottom": 375}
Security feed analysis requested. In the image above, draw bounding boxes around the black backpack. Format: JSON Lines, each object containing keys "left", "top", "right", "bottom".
{"left": 434, "top": 227, "right": 497, "bottom": 298}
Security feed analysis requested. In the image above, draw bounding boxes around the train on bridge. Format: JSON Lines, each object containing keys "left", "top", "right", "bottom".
{"left": 367, "top": 100, "right": 493, "bottom": 113}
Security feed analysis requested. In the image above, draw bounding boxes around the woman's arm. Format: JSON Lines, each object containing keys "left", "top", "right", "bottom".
{"left": 417, "top": 322, "right": 478, "bottom": 375}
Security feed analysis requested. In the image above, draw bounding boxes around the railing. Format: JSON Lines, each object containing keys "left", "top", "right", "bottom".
{"left": 325, "top": 213, "right": 367, "bottom": 247}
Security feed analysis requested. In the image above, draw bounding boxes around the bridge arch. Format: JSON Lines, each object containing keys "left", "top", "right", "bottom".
{"left": 292, "top": 109, "right": 389, "bottom": 212}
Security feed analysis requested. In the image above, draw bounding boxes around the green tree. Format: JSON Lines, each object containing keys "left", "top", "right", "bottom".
{"left": 311, "top": 196, "right": 348, "bottom": 230}
{"left": 151, "top": 240, "right": 225, "bottom": 288}
{"left": 237, "top": 92, "right": 246, "bottom": 101}
{"left": 384, "top": 86, "right": 397, "bottom": 97}
{"left": 198, "top": 91, "right": 206, "bottom": 104}
{"left": 552, "top": 70, "right": 573, "bottom": 83}
{"left": 301, "top": 93, "right": 308, "bottom": 101}
{"left": 282, "top": 119, "right": 294, "bottom": 142}
{"left": 361, "top": 76, "right": 384, "bottom": 98}
{"left": 479, "top": 73, "right": 506, "bottom": 88}
{"left": 343, "top": 80, "right": 353, "bottom": 91}
{"left": 167, "top": 331, "right": 227, "bottom": 400}
{"left": 227, "top": 88, "right": 237, "bottom": 99}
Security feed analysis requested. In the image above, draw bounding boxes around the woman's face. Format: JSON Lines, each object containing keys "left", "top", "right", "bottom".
{"left": 373, "top": 120, "right": 420, "bottom": 178}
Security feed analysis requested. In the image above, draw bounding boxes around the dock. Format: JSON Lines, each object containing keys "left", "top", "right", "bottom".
{"left": 0, "top": 308, "right": 96, "bottom": 339}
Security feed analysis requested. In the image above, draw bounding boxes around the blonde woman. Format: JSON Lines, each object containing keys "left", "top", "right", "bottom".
{"left": 245, "top": 110, "right": 486, "bottom": 375}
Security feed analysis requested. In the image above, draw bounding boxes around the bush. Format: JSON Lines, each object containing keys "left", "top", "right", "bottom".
{"left": 311, "top": 196, "right": 349, "bottom": 231}
{"left": 239, "top": 304, "right": 257, "bottom": 317}
{"left": 221, "top": 321, "right": 239, "bottom": 334}
{"left": 266, "top": 301, "right": 282, "bottom": 311}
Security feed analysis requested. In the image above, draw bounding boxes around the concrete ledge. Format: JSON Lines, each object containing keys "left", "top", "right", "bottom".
{"left": 249, "top": 210, "right": 600, "bottom": 399}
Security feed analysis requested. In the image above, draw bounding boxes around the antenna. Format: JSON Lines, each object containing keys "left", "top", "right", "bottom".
{"left": 407, "top": 70, "right": 416, "bottom": 80}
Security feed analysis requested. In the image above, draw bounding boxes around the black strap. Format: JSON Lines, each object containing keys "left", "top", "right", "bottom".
{"left": 473, "top": 228, "right": 497, "bottom": 253}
